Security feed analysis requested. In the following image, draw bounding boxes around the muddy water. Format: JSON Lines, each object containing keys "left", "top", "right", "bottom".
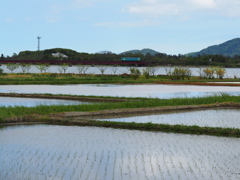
{"left": 97, "top": 108, "right": 240, "bottom": 129}
{"left": 0, "top": 125, "right": 240, "bottom": 180}
{"left": 0, "top": 84, "right": 240, "bottom": 98}
{"left": 0, "top": 97, "right": 92, "bottom": 107}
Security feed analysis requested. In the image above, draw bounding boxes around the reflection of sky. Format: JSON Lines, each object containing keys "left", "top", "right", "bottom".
{"left": 1, "top": 125, "right": 239, "bottom": 180}
{"left": 97, "top": 109, "right": 240, "bottom": 129}
{"left": 150, "top": 91, "right": 240, "bottom": 99}
{"left": 0, "top": 84, "right": 240, "bottom": 98}
{"left": 0, "top": 97, "right": 91, "bottom": 107}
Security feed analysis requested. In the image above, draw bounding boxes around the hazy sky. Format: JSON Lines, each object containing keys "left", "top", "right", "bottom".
{"left": 1, "top": 0, "right": 240, "bottom": 56}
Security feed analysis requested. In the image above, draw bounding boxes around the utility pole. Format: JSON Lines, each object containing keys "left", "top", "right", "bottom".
{"left": 37, "top": 36, "right": 41, "bottom": 51}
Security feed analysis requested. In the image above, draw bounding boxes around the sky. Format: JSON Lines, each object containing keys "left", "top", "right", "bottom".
{"left": 1, "top": 0, "right": 240, "bottom": 56}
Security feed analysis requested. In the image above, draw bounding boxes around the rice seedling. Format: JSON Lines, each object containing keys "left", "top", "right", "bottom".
{"left": 1, "top": 121, "right": 240, "bottom": 179}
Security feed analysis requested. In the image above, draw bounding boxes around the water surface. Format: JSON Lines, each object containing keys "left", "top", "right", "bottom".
{"left": 0, "top": 84, "right": 239, "bottom": 98}
{"left": 0, "top": 97, "right": 92, "bottom": 107}
{"left": 97, "top": 108, "right": 240, "bottom": 128}
{"left": 0, "top": 125, "right": 239, "bottom": 180}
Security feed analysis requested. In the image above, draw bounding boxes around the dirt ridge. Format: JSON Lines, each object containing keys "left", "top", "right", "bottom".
{"left": 0, "top": 93, "right": 126, "bottom": 102}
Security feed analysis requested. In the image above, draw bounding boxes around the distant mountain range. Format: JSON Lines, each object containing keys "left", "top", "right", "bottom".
{"left": 120, "top": 48, "right": 162, "bottom": 56}
{"left": 120, "top": 38, "right": 240, "bottom": 57}
{"left": 11, "top": 38, "right": 240, "bottom": 60}
{"left": 186, "top": 38, "right": 240, "bottom": 57}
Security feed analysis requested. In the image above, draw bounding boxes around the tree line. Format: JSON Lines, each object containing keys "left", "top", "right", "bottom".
{"left": 1, "top": 48, "right": 240, "bottom": 67}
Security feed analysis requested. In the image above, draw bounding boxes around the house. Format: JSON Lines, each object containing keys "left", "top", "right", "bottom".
{"left": 52, "top": 52, "right": 68, "bottom": 59}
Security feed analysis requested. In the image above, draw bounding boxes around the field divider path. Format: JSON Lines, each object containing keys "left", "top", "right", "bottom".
{"left": 0, "top": 93, "right": 127, "bottom": 102}
{"left": 63, "top": 102, "right": 240, "bottom": 118}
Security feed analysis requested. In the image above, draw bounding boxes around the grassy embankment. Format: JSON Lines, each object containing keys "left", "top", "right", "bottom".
{"left": 0, "top": 73, "right": 240, "bottom": 85}
{"left": 1, "top": 93, "right": 238, "bottom": 120}
{"left": 1, "top": 93, "right": 240, "bottom": 137}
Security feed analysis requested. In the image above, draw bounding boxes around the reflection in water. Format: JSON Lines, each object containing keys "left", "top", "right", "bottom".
{"left": 0, "top": 125, "right": 240, "bottom": 180}
{"left": 0, "top": 84, "right": 240, "bottom": 98}
{"left": 0, "top": 97, "right": 92, "bottom": 107}
{"left": 97, "top": 109, "right": 240, "bottom": 128}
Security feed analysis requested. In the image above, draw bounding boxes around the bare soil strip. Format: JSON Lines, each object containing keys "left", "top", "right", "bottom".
{"left": 63, "top": 102, "right": 240, "bottom": 118}
{"left": 0, "top": 93, "right": 126, "bottom": 102}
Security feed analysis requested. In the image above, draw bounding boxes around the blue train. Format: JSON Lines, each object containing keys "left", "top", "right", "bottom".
{"left": 121, "top": 57, "right": 141, "bottom": 61}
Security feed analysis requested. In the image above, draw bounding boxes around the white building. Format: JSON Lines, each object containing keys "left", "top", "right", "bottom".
{"left": 52, "top": 52, "right": 68, "bottom": 59}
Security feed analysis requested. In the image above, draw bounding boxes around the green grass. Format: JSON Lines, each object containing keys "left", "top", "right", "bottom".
{"left": 1, "top": 93, "right": 240, "bottom": 137}
{"left": 0, "top": 74, "right": 157, "bottom": 85}
{"left": 68, "top": 121, "right": 240, "bottom": 137}
{"left": 1, "top": 73, "right": 239, "bottom": 85}
{"left": 0, "top": 93, "right": 239, "bottom": 121}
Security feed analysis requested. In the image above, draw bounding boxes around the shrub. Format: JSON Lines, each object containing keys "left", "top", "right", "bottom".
{"left": 215, "top": 67, "right": 226, "bottom": 79}
{"left": 168, "top": 67, "right": 192, "bottom": 80}
{"left": 202, "top": 68, "right": 215, "bottom": 79}
{"left": 130, "top": 68, "right": 141, "bottom": 80}
{"left": 142, "top": 68, "right": 150, "bottom": 79}
{"left": 121, "top": 73, "right": 130, "bottom": 78}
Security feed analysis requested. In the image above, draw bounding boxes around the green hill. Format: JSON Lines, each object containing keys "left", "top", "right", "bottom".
{"left": 187, "top": 38, "right": 240, "bottom": 57}
{"left": 120, "top": 48, "right": 161, "bottom": 56}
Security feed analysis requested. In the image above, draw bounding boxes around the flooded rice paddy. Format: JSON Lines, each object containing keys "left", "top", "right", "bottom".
{"left": 0, "top": 84, "right": 240, "bottom": 98}
{"left": 97, "top": 108, "right": 240, "bottom": 129}
{"left": 1, "top": 125, "right": 240, "bottom": 180}
{"left": 1, "top": 73, "right": 240, "bottom": 179}
{"left": 0, "top": 97, "right": 92, "bottom": 107}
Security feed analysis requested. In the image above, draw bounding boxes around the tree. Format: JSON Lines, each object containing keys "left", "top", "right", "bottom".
{"left": 167, "top": 67, "right": 192, "bottom": 80}
{"left": 130, "top": 68, "right": 141, "bottom": 80}
{"left": 197, "top": 68, "right": 203, "bottom": 79}
{"left": 203, "top": 68, "right": 215, "bottom": 79}
{"left": 12, "top": 53, "right": 17, "bottom": 58}
{"left": 98, "top": 66, "right": 107, "bottom": 75}
{"left": 36, "top": 64, "right": 49, "bottom": 73}
{"left": 0, "top": 68, "right": 3, "bottom": 75}
{"left": 76, "top": 65, "right": 89, "bottom": 75}
{"left": 58, "top": 63, "right": 69, "bottom": 74}
{"left": 111, "top": 66, "right": 118, "bottom": 75}
{"left": 164, "top": 66, "right": 172, "bottom": 75}
{"left": 148, "top": 66, "right": 159, "bottom": 76}
{"left": 20, "top": 63, "right": 31, "bottom": 73}
{"left": 6, "top": 63, "right": 19, "bottom": 73}
{"left": 215, "top": 67, "right": 226, "bottom": 79}
{"left": 142, "top": 67, "right": 150, "bottom": 79}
